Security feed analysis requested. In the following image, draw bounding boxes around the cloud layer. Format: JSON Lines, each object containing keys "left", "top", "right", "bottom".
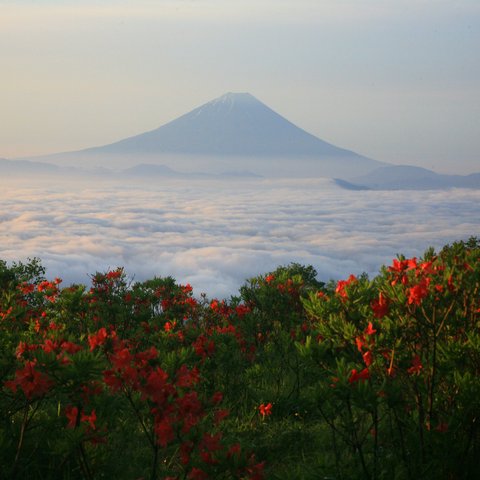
{"left": 1, "top": 176, "right": 479, "bottom": 298}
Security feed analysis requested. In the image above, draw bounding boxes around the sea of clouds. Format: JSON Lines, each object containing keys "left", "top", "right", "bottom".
{"left": 1, "top": 175, "right": 479, "bottom": 298}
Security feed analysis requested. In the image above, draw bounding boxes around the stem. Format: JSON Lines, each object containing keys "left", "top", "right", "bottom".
{"left": 317, "top": 403, "right": 349, "bottom": 479}
{"left": 294, "top": 352, "right": 300, "bottom": 399}
{"left": 435, "top": 300, "right": 455, "bottom": 338}
{"left": 125, "top": 388, "right": 155, "bottom": 448}
{"left": 11, "top": 404, "right": 29, "bottom": 480}
{"left": 11, "top": 402, "right": 40, "bottom": 480}
{"left": 331, "top": 419, "right": 343, "bottom": 480}
{"left": 125, "top": 388, "right": 160, "bottom": 479}
{"left": 286, "top": 350, "right": 301, "bottom": 400}
{"left": 346, "top": 398, "right": 370, "bottom": 480}
{"left": 461, "top": 415, "right": 478, "bottom": 470}
{"left": 392, "top": 408, "right": 413, "bottom": 479}
{"left": 413, "top": 385, "right": 426, "bottom": 464}
{"left": 151, "top": 443, "right": 159, "bottom": 480}
{"left": 469, "top": 285, "right": 479, "bottom": 329}
{"left": 78, "top": 443, "right": 93, "bottom": 480}
{"left": 317, "top": 402, "right": 351, "bottom": 445}
{"left": 372, "top": 408, "right": 378, "bottom": 480}
{"left": 428, "top": 308, "right": 437, "bottom": 429}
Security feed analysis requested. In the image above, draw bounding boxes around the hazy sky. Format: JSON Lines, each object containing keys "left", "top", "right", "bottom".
{"left": 1, "top": 0, "right": 479, "bottom": 173}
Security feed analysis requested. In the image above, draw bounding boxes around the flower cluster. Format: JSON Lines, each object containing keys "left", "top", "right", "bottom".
{"left": 1, "top": 240, "right": 479, "bottom": 480}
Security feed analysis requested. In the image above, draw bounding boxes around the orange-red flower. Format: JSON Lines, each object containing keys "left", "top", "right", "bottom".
{"left": 88, "top": 327, "right": 108, "bottom": 351}
{"left": 5, "top": 361, "right": 53, "bottom": 398}
{"left": 227, "top": 442, "right": 241, "bottom": 459}
{"left": 164, "top": 321, "right": 176, "bottom": 332}
{"left": 355, "top": 336, "right": 365, "bottom": 352}
{"left": 106, "top": 269, "right": 122, "bottom": 280}
{"left": 258, "top": 402, "right": 272, "bottom": 418}
{"left": 214, "top": 409, "right": 230, "bottom": 425}
{"left": 81, "top": 409, "right": 97, "bottom": 430}
{"left": 192, "top": 334, "right": 215, "bottom": 359}
{"left": 349, "top": 368, "right": 370, "bottom": 384}
{"left": 19, "top": 282, "right": 35, "bottom": 295}
{"left": 176, "top": 365, "right": 199, "bottom": 388}
{"left": 155, "top": 418, "right": 174, "bottom": 447}
{"left": 371, "top": 292, "right": 389, "bottom": 318}
{"left": 407, "top": 354, "right": 423, "bottom": 375}
{"left": 211, "top": 391, "right": 223, "bottom": 405}
{"left": 362, "top": 350, "right": 373, "bottom": 367}
{"left": 245, "top": 459, "right": 266, "bottom": 480}
{"left": 65, "top": 406, "right": 97, "bottom": 430}
{"left": 408, "top": 279, "right": 430, "bottom": 305}
{"left": 65, "top": 405, "right": 79, "bottom": 429}
{"left": 200, "top": 432, "right": 222, "bottom": 452}
{"left": 335, "top": 274, "right": 357, "bottom": 299}
{"left": 235, "top": 304, "right": 251, "bottom": 317}
{"left": 364, "top": 322, "right": 377, "bottom": 336}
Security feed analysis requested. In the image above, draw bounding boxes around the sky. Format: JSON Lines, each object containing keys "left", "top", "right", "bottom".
{"left": 2, "top": 175, "right": 479, "bottom": 298}
{"left": 0, "top": 0, "right": 479, "bottom": 173}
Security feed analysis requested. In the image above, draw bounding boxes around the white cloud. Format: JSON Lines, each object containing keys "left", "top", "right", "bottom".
{"left": 1, "top": 175, "right": 479, "bottom": 298}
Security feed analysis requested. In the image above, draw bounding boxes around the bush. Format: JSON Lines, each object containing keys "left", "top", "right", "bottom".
{"left": 1, "top": 241, "right": 479, "bottom": 479}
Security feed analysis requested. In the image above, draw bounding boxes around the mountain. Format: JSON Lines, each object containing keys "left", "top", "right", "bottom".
{"left": 0, "top": 158, "right": 61, "bottom": 174}
{"left": 84, "top": 92, "right": 375, "bottom": 159}
{"left": 7, "top": 93, "right": 479, "bottom": 186}
{"left": 346, "top": 165, "right": 480, "bottom": 190}
{"left": 24, "top": 92, "right": 385, "bottom": 178}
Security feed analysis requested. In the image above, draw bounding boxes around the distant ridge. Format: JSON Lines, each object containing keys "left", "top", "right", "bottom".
{"left": 121, "top": 163, "right": 263, "bottom": 179}
{"left": 0, "top": 157, "right": 61, "bottom": 174}
{"left": 347, "top": 165, "right": 480, "bottom": 190}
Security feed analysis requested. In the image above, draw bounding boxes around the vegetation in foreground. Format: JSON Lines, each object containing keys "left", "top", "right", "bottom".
{"left": 1, "top": 238, "right": 479, "bottom": 479}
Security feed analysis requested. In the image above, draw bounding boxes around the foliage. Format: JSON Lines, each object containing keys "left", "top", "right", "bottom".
{"left": 1, "top": 241, "right": 479, "bottom": 479}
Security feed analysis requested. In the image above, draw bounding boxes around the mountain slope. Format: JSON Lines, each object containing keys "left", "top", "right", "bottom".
{"left": 82, "top": 92, "right": 377, "bottom": 160}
